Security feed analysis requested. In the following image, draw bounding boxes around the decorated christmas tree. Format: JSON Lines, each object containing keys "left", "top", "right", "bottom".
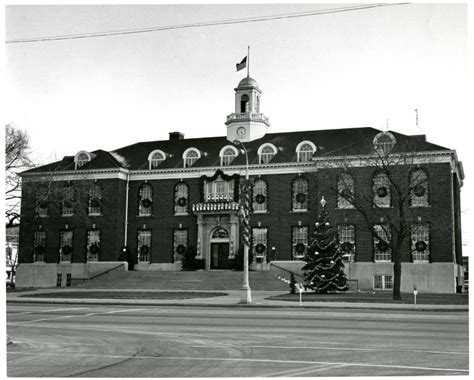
{"left": 302, "top": 196, "right": 348, "bottom": 293}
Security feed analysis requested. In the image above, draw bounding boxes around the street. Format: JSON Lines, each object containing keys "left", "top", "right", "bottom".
{"left": 7, "top": 302, "right": 468, "bottom": 377}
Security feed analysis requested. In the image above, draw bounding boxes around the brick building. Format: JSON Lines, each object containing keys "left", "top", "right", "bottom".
{"left": 17, "top": 76, "right": 464, "bottom": 292}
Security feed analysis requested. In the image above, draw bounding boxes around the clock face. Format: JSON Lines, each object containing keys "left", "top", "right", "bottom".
{"left": 235, "top": 126, "right": 247, "bottom": 138}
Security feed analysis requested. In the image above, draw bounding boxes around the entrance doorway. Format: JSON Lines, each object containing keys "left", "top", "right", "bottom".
{"left": 210, "top": 243, "right": 230, "bottom": 269}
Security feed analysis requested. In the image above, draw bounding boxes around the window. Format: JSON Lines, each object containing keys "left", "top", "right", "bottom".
{"left": 373, "top": 132, "right": 396, "bottom": 155}
{"left": 338, "top": 225, "right": 355, "bottom": 262}
{"left": 174, "top": 182, "right": 189, "bottom": 215}
{"left": 173, "top": 229, "right": 188, "bottom": 263}
{"left": 138, "top": 183, "right": 153, "bottom": 216}
{"left": 252, "top": 227, "right": 268, "bottom": 262}
{"left": 220, "top": 146, "right": 238, "bottom": 166}
{"left": 33, "top": 231, "right": 46, "bottom": 262}
{"left": 205, "top": 179, "right": 235, "bottom": 202}
{"left": 61, "top": 186, "right": 75, "bottom": 216}
{"left": 337, "top": 173, "right": 354, "bottom": 209}
{"left": 240, "top": 94, "right": 249, "bottom": 113}
{"left": 87, "top": 230, "right": 101, "bottom": 261}
{"left": 74, "top": 151, "right": 91, "bottom": 169}
{"left": 35, "top": 191, "right": 48, "bottom": 217}
{"left": 292, "top": 226, "right": 308, "bottom": 259}
{"left": 373, "top": 172, "right": 391, "bottom": 208}
{"left": 137, "top": 230, "right": 151, "bottom": 262}
{"left": 296, "top": 141, "right": 316, "bottom": 162}
{"left": 292, "top": 177, "right": 309, "bottom": 211}
{"left": 88, "top": 183, "right": 102, "bottom": 215}
{"left": 410, "top": 169, "right": 429, "bottom": 207}
{"left": 411, "top": 224, "right": 430, "bottom": 262}
{"left": 56, "top": 273, "right": 63, "bottom": 287}
{"left": 373, "top": 225, "right": 391, "bottom": 262}
{"left": 60, "top": 230, "right": 73, "bottom": 262}
{"left": 183, "top": 148, "right": 201, "bottom": 168}
{"left": 149, "top": 150, "right": 166, "bottom": 169}
{"left": 252, "top": 179, "right": 268, "bottom": 213}
{"left": 374, "top": 275, "right": 393, "bottom": 290}
{"left": 258, "top": 143, "right": 277, "bottom": 164}
{"left": 66, "top": 273, "right": 72, "bottom": 287}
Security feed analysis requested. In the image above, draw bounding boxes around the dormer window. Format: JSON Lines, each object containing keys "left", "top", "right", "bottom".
{"left": 373, "top": 131, "right": 396, "bottom": 155}
{"left": 258, "top": 143, "right": 277, "bottom": 164}
{"left": 220, "top": 146, "right": 238, "bottom": 166}
{"left": 296, "top": 141, "right": 316, "bottom": 162}
{"left": 148, "top": 150, "right": 166, "bottom": 169}
{"left": 183, "top": 148, "right": 201, "bottom": 168}
{"left": 74, "top": 151, "right": 91, "bottom": 169}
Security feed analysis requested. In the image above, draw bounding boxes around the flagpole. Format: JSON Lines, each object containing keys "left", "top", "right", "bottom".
{"left": 247, "top": 46, "right": 250, "bottom": 78}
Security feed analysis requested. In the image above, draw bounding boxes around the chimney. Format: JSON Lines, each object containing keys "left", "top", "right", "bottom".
{"left": 169, "top": 132, "right": 185, "bottom": 141}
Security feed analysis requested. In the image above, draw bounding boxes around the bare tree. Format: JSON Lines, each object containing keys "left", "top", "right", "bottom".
{"left": 5, "top": 124, "right": 34, "bottom": 226}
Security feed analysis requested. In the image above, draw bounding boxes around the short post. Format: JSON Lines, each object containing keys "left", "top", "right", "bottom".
{"left": 413, "top": 284, "right": 418, "bottom": 306}
{"left": 298, "top": 284, "right": 303, "bottom": 306}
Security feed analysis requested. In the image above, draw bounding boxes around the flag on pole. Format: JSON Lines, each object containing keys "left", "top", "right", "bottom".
{"left": 236, "top": 56, "right": 247, "bottom": 72}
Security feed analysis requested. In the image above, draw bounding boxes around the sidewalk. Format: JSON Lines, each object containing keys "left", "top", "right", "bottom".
{"left": 6, "top": 288, "right": 469, "bottom": 311}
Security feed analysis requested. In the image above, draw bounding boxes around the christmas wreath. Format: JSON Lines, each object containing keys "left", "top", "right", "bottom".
{"left": 141, "top": 198, "right": 152, "bottom": 208}
{"left": 255, "top": 194, "right": 266, "bottom": 204}
{"left": 414, "top": 185, "right": 426, "bottom": 197}
{"left": 376, "top": 241, "right": 389, "bottom": 252}
{"left": 341, "top": 242, "right": 353, "bottom": 253}
{"left": 376, "top": 187, "right": 388, "bottom": 198}
{"left": 255, "top": 243, "right": 266, "bottom": 254}
{"left": 62, "top": 245, "right": 72, "bottom": 255}
{"left": 177, "top": 197, "right": 187, "bottom": 207}
{"left": 340, "top": 188, "right": 351, "bottom": 198}
{"left": 295, "top": 243, "right": 306, "bottom": 254}
{"left": 89, "top": 243, "right": 99, "bottom": 254}
{"left": 90, "top": 198, "right": 101, "bottom": 208}
{"left": 176, "top": 244, "right": 186, "bottom": 254}
{"left": 415, "top": 240, "right": 427, "bottom": 252}
{"left": 295, "top": 193, "right": 306, "bottom": 203}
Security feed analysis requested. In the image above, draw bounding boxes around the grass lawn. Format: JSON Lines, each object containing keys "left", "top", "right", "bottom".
{"left": 19, "top": 291, "right": 228, "bottom": 300}
{"left": 267, "top": 291, "right": 469, "bottom": 305}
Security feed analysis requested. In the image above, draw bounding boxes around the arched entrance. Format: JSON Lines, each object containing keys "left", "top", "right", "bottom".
{"left": 210, "top": 227, "right": 231, "bottom": 269}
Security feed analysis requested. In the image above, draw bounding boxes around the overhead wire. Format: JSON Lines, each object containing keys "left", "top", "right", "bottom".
{"left": 6, "top": 3, "right": 409, "bottom": 44}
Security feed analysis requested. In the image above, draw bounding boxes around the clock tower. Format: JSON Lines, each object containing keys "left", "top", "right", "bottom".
{"left": 225, "top": 76, "right": 270, "bottom": 143}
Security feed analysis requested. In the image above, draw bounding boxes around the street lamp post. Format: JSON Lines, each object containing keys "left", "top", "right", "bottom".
{"left": 234, "top": 140, "right": 252, "bottom": 304}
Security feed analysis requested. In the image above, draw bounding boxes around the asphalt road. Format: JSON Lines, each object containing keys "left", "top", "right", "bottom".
{"left": 6, "top": 303, "right": 469, "bottom": 377}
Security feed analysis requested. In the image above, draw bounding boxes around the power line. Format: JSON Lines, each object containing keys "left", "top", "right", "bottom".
{"left": 6, "top": 3, "right": 409, "bottom": 44}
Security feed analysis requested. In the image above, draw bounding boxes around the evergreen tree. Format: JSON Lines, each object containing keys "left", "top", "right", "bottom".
{"left": 302, "top": 197, "right": 348, "bottom": 293}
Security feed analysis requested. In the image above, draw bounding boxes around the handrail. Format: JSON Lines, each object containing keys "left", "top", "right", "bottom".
{"left": 89, "top": 263, "right": 126, "bottom": 280}
{"left": 270, "top": 262, "right": 305, "bottom": 281}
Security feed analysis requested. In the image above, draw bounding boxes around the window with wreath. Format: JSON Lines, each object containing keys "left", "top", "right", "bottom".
{"left": 258, "top": 144, "right": 277, "bottom": 164}
{"left": 174, "top": 182, "right": 189, "bottom": 215}
{"left": 296, "top": 141, "right": 316, "bottom": 162}
{"left": 183, "top": 148, "right": 201, "bottom": 168}
{"left": 373, "top": 172, "right": 391, "bottom": 208}
{"left": 411, "top": 224, "right": 430, "bottom": 262}
{"left": 61, "top": 186, "right": 75, "bottom": 216}
{"left": 373, "top": 224, "right": 391, "bottom": 262}
{"left": 220, "top": 146, "right": 238, "bottom": 166}
{"left": 149, "top": 150, "right": 166, "bottom": 169}
{"left": 337, "top": 173, "right": 355, "bottom": 209}
{"left": 59, "top": 230, "right": 73, "bottom": 262}
{"left": 292, "top": 226, "right": 308, "bottom": 259}
{"left": 87, "top": 229, "right": 101, "bottom": 261}
{"left": 137, "top": 229, "right": 151, "bottom": 262}
{"left": 410, "top": 169, "right": 429, "bottom": 207}
{"left": 88, "top": 183, "right": 102, "bottom": 215}
{"left": 292, "top": 177, "right": 309, "bottom": 211}
{"left": 173, "top": 229, "right": 188, "bottom": 263}
{"left": 33, "top": 230, "right": 46, "bottom": 262}
{"left": 338, "top": 224, "right": 355, "bottom": 262}
{"left": 35, "top": 190, "right": 49, "bottom": 217}
{"left": 252, "top": 227, "right": 268, "bottom": 262}
{"left": 138, "top": 183, "right": 153, "bottom": 216}
{"left": 252, "top": 179, "right": 268, "bottom": 213}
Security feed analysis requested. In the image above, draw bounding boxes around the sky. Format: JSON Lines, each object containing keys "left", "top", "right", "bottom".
{"left": 4, "top": 2, "right": 471, "bottom": 253}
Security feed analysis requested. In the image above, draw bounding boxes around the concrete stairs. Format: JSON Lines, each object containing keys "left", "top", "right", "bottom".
{"left": 75, "top": 267, "right": 290, "bottom": 291}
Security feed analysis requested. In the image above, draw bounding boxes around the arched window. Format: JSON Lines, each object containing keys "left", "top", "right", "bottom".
{"left": 292, "top": 177, "right": 309, "bottom": 211}
{"left": 183, "top": 148, "right": 201, "bottom": 168}
{"left": 337, "top": 173, "right": 354, "bottom": 209}
{"left": 258, "top": 143, "right": 277, "bottom": 164}
{"left": 373, "top": 172, "right": 391, "bottom": 208}
{"left": 88, "top": 183, "right": 102, "bottom": 215}
{"left": 373, "top": 131, "right": 396, "bottom": 155}
{"left": 296, "top": 141, "right": 316, "bottom": 162}
{"left": 137, "top": 229, "right": 151, "bottom": 262}
{"left": 138, "top": 183, "right": 153, "bottom": 216}
{"left": 338, "top": 224, "right": 356, "bottom": 262}
{"left": 220, "top": 146, "right": 238, "bottom": 166}
{"left": 74, "top": 151, "right": 91, "bottom": 170}
{"left": 240, "top": 94, "right": 249, "bottom": 113}
{"left": 148, "top": 150, "right": 166, "bottom": 169}
{"left": 373, "top": 224, "right": 391, "bottom": 262}
{"left": 174, "top": 182, "right": 189, "bottom": 215}
{"left": 410, "top": 169, "right": 429, "bottom": 207}
{"left": 252, "top": 179, "right": 268, "bottom": 213}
